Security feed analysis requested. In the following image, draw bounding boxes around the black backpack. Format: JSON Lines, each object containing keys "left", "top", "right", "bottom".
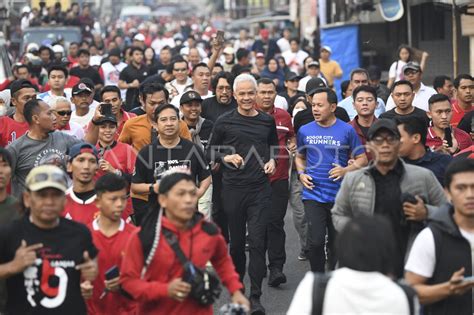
{"left": 311, "top": 273, "right": 417, "bottom": 315}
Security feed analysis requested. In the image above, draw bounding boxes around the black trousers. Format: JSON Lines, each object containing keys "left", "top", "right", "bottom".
{"left": 223, "top": 183, "right": 271, "bottom": 298}
{"left": 132, "top": 197, "right": 149, "bottom": 226}
{"left": 211, "top": 170, "right": 229, "bottom": 242}
{"left": 265, "top": 179, "right": 289, "bottom": 271}
{"left": 303, "top": 200, "right": 336, "bottom": 272}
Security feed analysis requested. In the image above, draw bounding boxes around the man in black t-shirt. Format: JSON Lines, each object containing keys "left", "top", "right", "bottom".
{"left": 0, "top": 165, "right": 98, "bottom": 314}
{"left": 70, "top": 49, "right": 103, "bottom": 90}
{"left": 131, "top": 104, "right": 211, "bottom": 225}
{"left": 207, "top": 73, "right": 279, "bottom": 315}
{"left": 380, "top": 80, "right": 430, "bottom": 126}
{"left": 201, "top": 71, "right": 237, "bottom": 122}
{"left": 118, "top": 47, "right": 149, "bottom": 111}
{"left": 180, "top": 90, "right": 214, "bottom": 219}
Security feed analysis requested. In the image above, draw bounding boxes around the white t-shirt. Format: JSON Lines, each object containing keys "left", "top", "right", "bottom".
{"left": 274, "top": 95, "right": 288, "bottom": 111}
{"left": 389, "top": 60, "right": 407, "bottom": 82}
{"left": 277, "top": 38, "right": 291, "bottom": 53}
{"left": 282, "top": 50, "right": 309, "bottom": 75}
{"left": 59, "top": 121, "right": 85, "bottom": 140}
{"left": 385, "top": 82, "right": 437, "bottom": 112}
{"left": 70, "top": 109, "right": 95, "bottom": 128}
{"left": 405, "top": 227, "right": 474, "bottom": 278}
{"left": 287, "top": 268, "right": 416, "bottom": 315}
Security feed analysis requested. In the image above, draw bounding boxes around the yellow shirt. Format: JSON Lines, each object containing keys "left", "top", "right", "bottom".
{"left": 319, "top": 59, "right": 343, "bottom": 87}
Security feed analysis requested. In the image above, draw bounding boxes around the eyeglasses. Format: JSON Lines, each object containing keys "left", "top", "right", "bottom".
{"left": 404, "top": 70, "right": 419, "bottom": 76}
{"left": 371, "top": 136, "right": 400, "bottom": 145}
{"left": 55, "top": 110, "right": 72, "bottom": 116}
{"left": 173, "top": 68, "right": 187, "bottom": 72}
{"left": 216, "top": 86, "right": 231, "bottom": 91}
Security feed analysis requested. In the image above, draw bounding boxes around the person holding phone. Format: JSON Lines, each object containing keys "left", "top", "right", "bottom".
{"left": 86, "top": 174, "right": 138, "bottom": 315}
{"left": 405, "top": 158, "right": 474, "bottom": 315}
{"left": 426, "top": 94, "right": 472, "bottom": 155}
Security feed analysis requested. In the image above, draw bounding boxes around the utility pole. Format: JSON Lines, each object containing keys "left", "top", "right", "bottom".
{"left": 452, "top": 0, "right": 458, "bottom": 77}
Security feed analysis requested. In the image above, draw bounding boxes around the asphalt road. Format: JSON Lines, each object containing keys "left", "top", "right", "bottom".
{"left": 214, "top": 207, "right": 310, "bottom": 315}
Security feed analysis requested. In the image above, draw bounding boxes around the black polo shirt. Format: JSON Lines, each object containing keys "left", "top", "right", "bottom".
{"left": 379, "top": 107, "right": 430, "bottom": 127}
{"left": 201, "top": 96, "right": 237, "bottom": 123}
{"left": 70, "top": 66, "right": 103, "bottom": 86}
{"left": 119, "top": 64, "right": 149, "bottom": 111}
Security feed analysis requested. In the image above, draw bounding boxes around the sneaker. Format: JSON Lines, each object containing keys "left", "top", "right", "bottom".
{"left": 250, "top": 296, "right": 266, "bottom": 315}
{"left": 297, "top": 251, "right": 308, "bottom": 261}
{"left": 268, "top": 269, "right": 287, "bottom": 287}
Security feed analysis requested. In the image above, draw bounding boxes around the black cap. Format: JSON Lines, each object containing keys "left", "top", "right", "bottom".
{"left": 367, "top": 65, "right": 381, "bottom": 80}
{"left": 403, "top": 61, "right": 421, "bottom": 73}
{"left": 72, "top": 82, "right": 93, "bottom": 95}
{"left": 79, "top": 78, "right": 95, "bottom": 90}
{"left": 109, "top": 48, "right": 121, "bottom": 58}
{"left": 180, "top": 90, "right": 203, "bottom": 105}
{"left": 306, "top": 77, "right": 327, "bottom": 96}
{"left": 367, "top": 119, "right": 401, "bottom": 141}
{"left": 10, "top": 79, "right": 35, "bottom": 96}
{"left": 285, "top": 72, "right": 301, "bottom": 81}
{"left": 96, "top": 114, "right": 117, "bottom": 125}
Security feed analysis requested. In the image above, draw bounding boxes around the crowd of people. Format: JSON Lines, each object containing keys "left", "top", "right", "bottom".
{"left": 0, "top": 2, "right": 473, "bottom": 315}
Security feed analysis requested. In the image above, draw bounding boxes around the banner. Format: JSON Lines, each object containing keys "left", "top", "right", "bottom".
{"left": 320, "top": 25, "right": 360, "bottom": 101}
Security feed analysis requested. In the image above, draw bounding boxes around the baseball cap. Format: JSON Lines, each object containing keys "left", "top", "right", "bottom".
{"left": 285, "top": 72, "right": 301, "bottom": 81}
{"left": 223, "top": 47, "right": 234, "bottom": 55}
{"left": 72, "top": 82, "right": 92, "bottom": 95}
{"left": 306, "top": 77, "right": 327, "bottom": 96}
{"left": 367, "top": 119, "right": 401, "bottom": 141}
{"left": 52, "top": 44, "right": 64, "bottom": 54}
{"left": 134, "top": 33, "right": 145, "bottom": 41}
{"left": 26, "top": 165, "right": 68, "bottom": 193}
{"left": 10, "top": 79, "right": 36, "bottom": 96}
{"left": 96, "top": 113, "right": 117, "bottom": 125}
{"left": 108, "top": 48, "right": 121, "bottom": 57}
{"left": 180, "top": 90, "right": 203, "bottom": 105}
{"left": 256, "top": 52, "right": 265, "bottom": 59}
{"left": 308, "top": 61, "right": 320, "bottom": 68}
{"left": 26, "top": 43, "right": 39, "bottom": 53}
{"left": 321, "top": 45, "right": 332, "bottom": 53}
{"left": 68, "top": 143, "right": 99, "bottom": 162}
{"left": 403, "top": 61, "right": 421, "bottom": 73}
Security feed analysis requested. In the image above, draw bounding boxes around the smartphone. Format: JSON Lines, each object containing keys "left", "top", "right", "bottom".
{"left": 105, "top": 265, "right": 120, "bottom": 280}
{"left": 470, "top": 116, "right": 474, "bottom": 133}
{"left": 463, "top": 276, "right": 474, "bottom": 283}
{"left": 444, "top": 127, "right": 453, "bottom": 147}
{"left": 401, "top": 192, "right": 417, "bottom": 204}
{"left": 100, "top": 103, "right": 112, "bottom": 116}
{"left": 216, "top": 30, "right": 225, "bottom": 45}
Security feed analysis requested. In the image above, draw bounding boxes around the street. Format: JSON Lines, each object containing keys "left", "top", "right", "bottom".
{"left": 215, "top": 207, "right": 310, "bottom": 314}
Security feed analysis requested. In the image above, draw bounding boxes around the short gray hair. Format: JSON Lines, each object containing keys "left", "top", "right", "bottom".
{"left": 233, "top": 73, "right": 257, "bottom": 91}
{"left": 49, "top": 96, "right": 70, "bottom": 110}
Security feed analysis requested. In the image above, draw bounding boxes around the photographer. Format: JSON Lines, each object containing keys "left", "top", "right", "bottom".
{"left": 121, "top": 170, "right": 249, "bottom": 314}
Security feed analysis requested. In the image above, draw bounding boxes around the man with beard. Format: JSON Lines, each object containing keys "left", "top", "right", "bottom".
{"left": 201, "top": 72, "right": 237, "bottom": 122}
{"left": 7, "top": 99, "right": 100, "bottom": 196}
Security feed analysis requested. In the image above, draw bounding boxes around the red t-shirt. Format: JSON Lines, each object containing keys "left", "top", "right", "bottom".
{"left": 426, "top": 126, "right": 473, "bottom": 152}
{"left": 95, "top": 141, "right": 137, "bottom": 180}
{"left": 0, "top": 116, "right": 29, "bottom": 147}
{"left": 451, "top": 99, "right": 473, "bottom": 128}
{"left": 86, "top": 218, "right": 138, "bottom": 315}
{"left": 268, "top": 107, "right": 294, "bottom": 183}
{"left": 63, "top": 190, "right": 133, "bottom": 225}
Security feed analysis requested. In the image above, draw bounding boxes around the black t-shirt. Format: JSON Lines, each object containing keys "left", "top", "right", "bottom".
{"left": 187, "top": 119, "right": 214, "bottom": 149}
{"left": 201, "top": 96, "right": 237, "bottom": 123}
{"left": 293, "top": 107, "right": 350, "bottom": 135}
{"left": 119, "top": 64, "right": 150, "bottom": 111}
{"left": 69, "top": 66, "right": 103, "bottom": 86}
{"left": 379, "top": 107, "right": 430, "bottom": 126}
{"left": 0, "top": 216, "right": 97, "bottom": 314}
{"left": 132, "top": 138, "right": 211, "bottom": 205}
{"left": 207, "top": 109, "right": 279, "bottom": 188}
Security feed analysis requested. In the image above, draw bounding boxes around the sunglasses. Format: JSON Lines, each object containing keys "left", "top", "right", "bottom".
{"left": 56, "top": 110, "right": 72, "bottom": 116}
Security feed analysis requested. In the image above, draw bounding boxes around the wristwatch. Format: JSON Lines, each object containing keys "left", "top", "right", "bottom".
{"left": 149, "top": 184, "right": 155, "bottom": 194}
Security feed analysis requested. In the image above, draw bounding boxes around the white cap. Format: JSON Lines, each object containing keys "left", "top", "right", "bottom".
{"left": 22, "top": 6, "right": 31, "bottom": 14}
{"left": 223, "top": 46, "right": 234, "bottom": 55}
{"left": 26, "top": 43, "right": 39, "bottom": 53}
{"left": 134, "top": 33, "right": 145, "bottom": 41}
{"left": 52, "top": 45, "right": 64, "bottom": 54}
{"left": 321, "top": 45, "right": 332, "bottom": 54}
